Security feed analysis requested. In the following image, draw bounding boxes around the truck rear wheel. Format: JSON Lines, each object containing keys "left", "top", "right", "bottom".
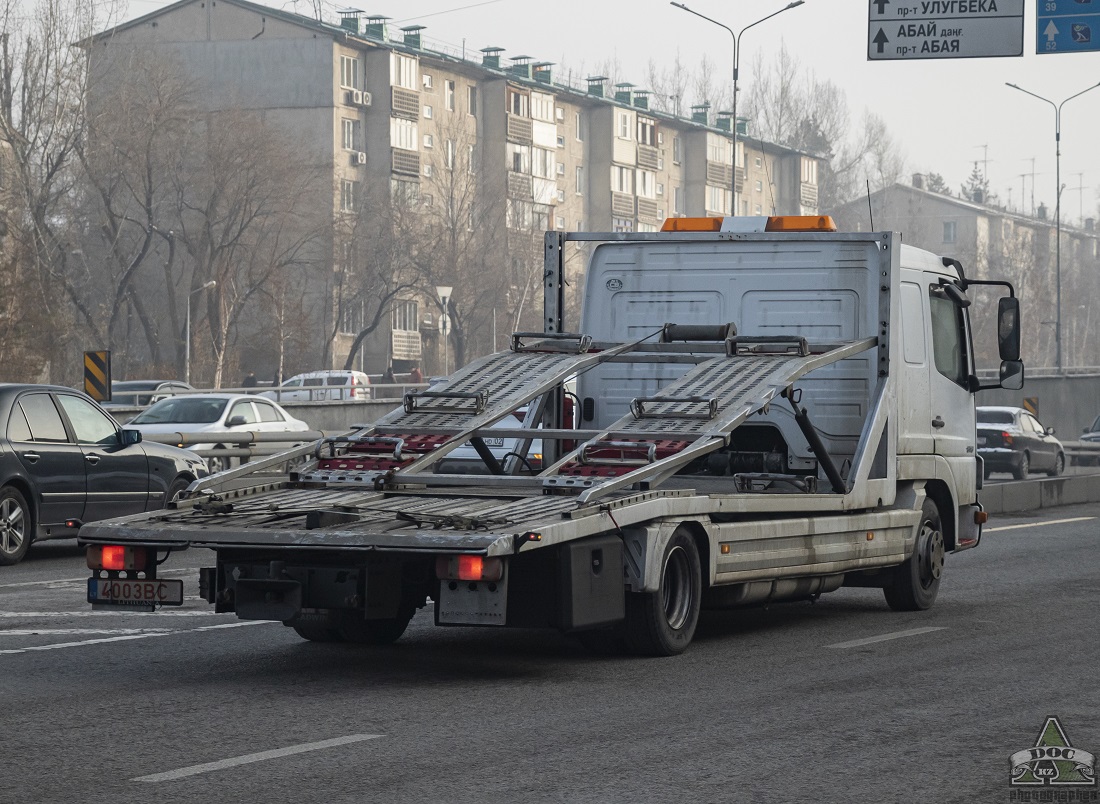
{"left": 883, "top": 497, "right": 944, "bottom": 612}
{"left": 624, "top": 527, "right": 701, "bottom": 656}
{"left": 338, "top": 607, "right": 416, "bottom": 645}
{"left": 291, "top": 622, "right": 343, "bottom": 642}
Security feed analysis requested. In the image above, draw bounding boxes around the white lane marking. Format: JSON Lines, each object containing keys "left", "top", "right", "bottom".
{"left": 826, "top": 626, "right": 946, "bottom": 649}
{"left": 985, "top": 516, "right": 1096, "bottom": 533}
{"left": 0, "top": 620, "right": 271, "bottom": 655}
{"left": 0, "top": 610, "right": 222, "bottom": 618}
{"left": 133, "top": 734, "right": 385, "bottom": 782}
{"left": 0, "top": 629, "right": 173, "bottom": 637}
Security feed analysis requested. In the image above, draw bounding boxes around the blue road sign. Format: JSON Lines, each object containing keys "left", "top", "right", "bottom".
{"left": 1038, "top": 0, "right": 1100, "bottom": 53}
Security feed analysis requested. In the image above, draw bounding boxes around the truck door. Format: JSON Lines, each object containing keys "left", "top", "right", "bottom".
{"left": 926, "top": 279, "right": 977, "bottom": 500}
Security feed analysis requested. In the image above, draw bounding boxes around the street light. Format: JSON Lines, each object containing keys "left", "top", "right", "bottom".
{"left": 435, "top": 285, "right": 452, "bottom": 376}
{"left": 1006, "top": 80, "right": 1100, "bottom": 371}
{"left": 671, "top": 0, "right": 805, "bottom": 216}
{"left": 185, "top": 280, "right": 217, "bottom": 385}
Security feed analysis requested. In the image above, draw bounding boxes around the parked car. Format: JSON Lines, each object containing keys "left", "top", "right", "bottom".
{"left": 1076, "top": 414, "right": 1100, "bottom": 466}
{"left": 127, "top": 393, "right": 311, "bottom": 472}
{"left": 102, "top": 380, "right": 194, "bottom": 408}
{"left": 0, "top": 384, "right": 208, "bottom": 565}
{"left": 976, "top": 406, "right": 1065, "bottom": 479}
{"left": 260, "top": 371, "right": 371, "bottom": 402}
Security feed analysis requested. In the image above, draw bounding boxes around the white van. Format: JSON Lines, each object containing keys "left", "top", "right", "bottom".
{"left": 261, "top": 371, "right": 371, "bottom": 402}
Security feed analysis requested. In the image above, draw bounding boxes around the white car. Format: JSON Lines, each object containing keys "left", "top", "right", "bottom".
{"left": 127, "top": 393, "right": 312, "bottom": 472}
{"left": 260, "top": 370, "right": 372, "bottom": 402}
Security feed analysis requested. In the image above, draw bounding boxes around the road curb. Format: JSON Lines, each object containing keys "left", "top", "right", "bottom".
{"left": 979, "top": 474, "right": 1100, "bottom": 514}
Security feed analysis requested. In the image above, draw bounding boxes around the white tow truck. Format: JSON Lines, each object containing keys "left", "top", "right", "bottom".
{"left": 81, "top": 216, "right": 1024, "bottom": 655}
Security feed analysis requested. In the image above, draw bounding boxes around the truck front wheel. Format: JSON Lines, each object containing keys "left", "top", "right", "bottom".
{"left": 884, "top": 498, "right": 944, "bottom": 612}
{"left": 624, "top": 527, "right": 701, "bottom": 656}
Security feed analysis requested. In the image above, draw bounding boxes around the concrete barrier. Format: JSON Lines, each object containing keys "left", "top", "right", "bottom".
{"left": 979, "top": 473, "right": 1100, "bottom": 514}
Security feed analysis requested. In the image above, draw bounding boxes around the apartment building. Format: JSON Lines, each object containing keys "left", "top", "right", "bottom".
{"left": 88, "top": 0, "right": 824, "bottom": 377}
{"left": 832, "top": 178, "right": 1100, "bottom": 369}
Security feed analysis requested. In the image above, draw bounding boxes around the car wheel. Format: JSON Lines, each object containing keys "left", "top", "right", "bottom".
{"left": 1047, "top": 453, "right": 1065, "bottom": 477}
{"left": 623, "top": 527, "right": 701, "bottom": 656}
{"left": 163, "top": 477, "right": 191, "bottom": 507}
{"left": 0, "top": 486, "right": 32, "bottom": 566}
{"left": 883, "top": 497, "right": 944, "bottom": 612}
{"left": 1012, "top": 452, "right": 1029, "bottom": 481}
{"left": 207, "top": 447, "right": 231, "bottom": 474}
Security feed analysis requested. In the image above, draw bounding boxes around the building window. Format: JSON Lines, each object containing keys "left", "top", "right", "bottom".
{"left": 508, "top": 143, "right": 530, "bottom": 174}
{"left": 638, "top": 222, "right": 659, "bottom": 233}
{"left": 445, "top": 80, "right": 455, "bottom": 111}
{"left": 423, "top": 105, "right": 433, "bottom": 119}
{"left": 657, "top": 182, "right": 664, "bottom": 196}
{"left": 468, "top": 85, "right": 478, "bottom": 116}
{"left": 340, "top": 180, "right": 358, "bottom": 212}
{"left": 390, "top": 118, "right": 418, "bottom": 151}
{"left": 508, "top": 89, "right": 529, "bottom": 117}
{"left": 943, "top": 221, "right": 957, "bottom": 243}
{"left": 706, "top": 185, "right": 730, "bottom": 214}
{"left": 556, "top": 162, "right": 566, "bottom": 176}
{"left": 340, "top": 55, "right": 360, "bottom": 89}
{"left": 800, "top": 156, "right": 817, "bottom": 184}
{"left": 423, "top": 134, "right": 434, "bottom": 148}
{"left": 556, "top": 135, "right": 566, "bottom": 148}
{"left": 423, "top": 164, "right": 433, "bottom": 177}
{"left": 532, "top": 146, "right": 554, "bottom": 179}
{"left": 507, "top": 198, "right": 532, "bottom": 229}
{"left": 636, "top": 169, "right": 657, "bottom": 200}
{"left": 612, "top": 217, "right": 633, "bottom": 233}
{"left": 531, "top": 91, "right": 554, "bottom": 122}
{"left": 391, "top": 299, "right": 419, "bottom": 332}
{"left": 618, "top": 112, "right": 630, "bottom": 139}
{"left": 575, "top": 112, "right": 585, "bottom": 141}
{"left": 468, "top": 144, "right": 476, "bottom": 174}
{"left": 557, "top": 188, "right": 565, "bottom": 202}
{"left": 342, "top": 118, "right": 361, "bottom": 151}
{"left": 391, "top": 53, "right": 417, "bottom": 89}
{"left": 755, "top": 179, "right": 763, "bottom": 193}
{"left": 673, "top": 137, "right": 682, "bottom": 164}
{"left": 444, "top": 139, "right": 455, "bottom": 170}
{"left": 533, "top": 204, "right": 551, "bottom": 231}
{"left": 755, "top": 156, "right": 763, "bottom": 168}
{"left": 422, "top": 73, "right": 434, "bottom": 90}
{"left": 673, "top": 186, "right": 683, "bottom": 214}
{"left": 556, "top": 215, "right": 565, "bottom": 229}
{"left": 707, "top": 136, "right": 729, "bottom": 165}
{"left": 391, "top": 178, "right": 420, "bottom": 205}
{"left": 637, "top": 116, "right": 656, "bottom": 146}
{"left": 612, "top": 165, "right": 633, "bottom": 194}
{"left": 575, "top": 165, "right": 585, "bottom": 194}
{"left": 754, "top": 204, "right": 763, "bottom": 215}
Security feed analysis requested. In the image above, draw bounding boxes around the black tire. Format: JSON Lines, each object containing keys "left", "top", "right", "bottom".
{"left": 1047, "top": 453, "right": 1065, "bottom": 478}
{"left": 624, "top": 527, "right": 702, "bottom": 656}
{"left": 291, "top": 622, "right": 344, "bottom": 642}
{"left": 1011, "top": 452, "right": 1029, "bottom": 480}
{"left": 163, "top": 477, "right": 191, "bottom": 507}
{"left": 884, "top": 497, "right": 944, "bottom": 612}
{"left": 0, "top": 486, "right": 32, "bottom": 566}
{"left": 338, "top": 608, "right": 416, "bottom": 645}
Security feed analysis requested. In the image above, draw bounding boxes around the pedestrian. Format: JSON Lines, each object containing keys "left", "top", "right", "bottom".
{"left": 242, "top": 371, "right": 258, "bottom": 389}
{"left": 409, "top": 363, "right": 423, "bottom": 384}
{"left": 382, "top": 364, "right": 396, "bottom": 384}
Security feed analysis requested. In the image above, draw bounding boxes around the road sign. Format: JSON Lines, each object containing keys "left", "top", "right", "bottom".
{"left": 1037, "top": 0, "right": 1100, "bottom": 54}
{"left": 1023, "top": 396, "right": 1039, "bottom": 416}
{"left": 868, "top": 0, "right": 1025, "bottom": 60}
{"left": 83, "top": 350, "right": 112, "bottom": 402}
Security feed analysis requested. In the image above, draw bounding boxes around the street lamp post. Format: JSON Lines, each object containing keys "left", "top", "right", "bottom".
{"left": 185, "top": 280, "right": 217, "bottom": 385}
{"left": 436, "top": 285, "right": 452, "bottom": 376}
{"left": 671, "top": 0, "right": 805, "bottom": 216}
{"left": 1006, "top": 80, "right": 1100, "bottom": 372}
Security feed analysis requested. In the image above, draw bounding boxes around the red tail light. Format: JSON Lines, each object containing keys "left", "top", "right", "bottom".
{"left": 1002, "top": 431, "right": 1014, "bottom": 446}
{"left": 87, "top": 544, "right": 148, "bottom": 571}
{"left": 435, "top": 555, "right": 504, "bottom": 582}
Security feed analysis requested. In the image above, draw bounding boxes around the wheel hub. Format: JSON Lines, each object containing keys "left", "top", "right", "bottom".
{"left": 919, "top": 524, "right": 945, "bottom": 585}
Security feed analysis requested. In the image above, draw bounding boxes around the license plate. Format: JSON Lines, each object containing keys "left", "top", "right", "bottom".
{"left": 480, "top": 437, "right": 505, "bottom": 448}
{"left": 88, "top": 577, "right": 184, "bottom": 610}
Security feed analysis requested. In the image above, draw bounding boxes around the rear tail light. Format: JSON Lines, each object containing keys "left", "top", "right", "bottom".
{"left": 1002, "top": 431, "right": 1014, "bottom": 446}
{"left": 435, "top": 555, "right": 504, "bottom": 582}
{"left": 87, "top": 544, "right": 148, "bottom": 571}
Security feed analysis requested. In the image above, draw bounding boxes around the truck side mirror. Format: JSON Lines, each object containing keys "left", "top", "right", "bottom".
{"left": 999, "top": 360, "right": 1024, "bottom": 390}
{"left": 997, "top": 297, "right": 1021, "bottom": 362}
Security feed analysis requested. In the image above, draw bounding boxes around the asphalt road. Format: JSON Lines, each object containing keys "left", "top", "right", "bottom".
{"left": 2, "top": 503, "right": 1098, "bottom": 804}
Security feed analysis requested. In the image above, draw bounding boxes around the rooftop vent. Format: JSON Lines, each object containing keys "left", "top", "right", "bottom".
{"left": 510, "top": 55, "right": 533, "bottom": 80}
{"left": 338, "top": 8, "right": 363, "bottom": 33}
{"left": 481, "top": 46, "right": 504, "bottom": 70}
{"left": 401, "top": 24, "right": 424, "bottom": 49}
{"left": 633, "top": 90, "right": 651, "bottom": 110}
{"left": 1086, "top": 218, "right": 1095, "bottom": 231}
{"left": 364, "top": 15, "right": 389, "bottom": 40}
{"left": 532, "top": 62, "right": 553, "bottom": 85}
{"left": 716, "top": 111, "right": 733, "bottom": 132}
{"left": 913, "top": 173, "right": 924, "bottom": 189}
{"left": 1038, "top": 203, "right": 1048, "bottom": 220}
{"left": 614, "top": 82, "right": 635, "bottom": 105}
{"left": 691, "top": 102, "right": 710, "bottom": 125}
{"left": 586, "top": 76, "right": 608, "bottom": 98}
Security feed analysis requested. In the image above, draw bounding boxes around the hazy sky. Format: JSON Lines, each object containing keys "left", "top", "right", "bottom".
{"left": 118, "top": 0, "right": 1100, "bottom": 222}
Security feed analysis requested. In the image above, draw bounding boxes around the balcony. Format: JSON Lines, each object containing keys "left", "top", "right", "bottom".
{"left": 506, "top": 114, "right": 533, "bottom": 144}
{"left": 391, "top": 87, "right": 420, "bottom": 120}
{"left": 611, "top": 192, "right": 635, "bottom": 219}
{"left": 800, "top": 182, "right": 819, "bottom": 209}
{"left": 637, "top": 198, "right": 660, "bottom": 221}
{"left": 391, "top": 329, "right": 422, "bottom": 361}
{"left": 637, "top": 144, "right": 659, "bottom": 171}
{"left": 507, "top": 172, "right": 533, "bottom": 199}
{"left": 706, "top": 161, "right": 733, "bottom": 188}
{"left": 391, "top": 149, "right": 420, "bottom": 176}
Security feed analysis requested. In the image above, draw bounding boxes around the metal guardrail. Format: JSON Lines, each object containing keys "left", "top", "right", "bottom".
{"left": 1066, "top": 440, "right": 1100, "bottom": 466}
{"left": 138, "top": 429, "right": 332, "bottom": 469}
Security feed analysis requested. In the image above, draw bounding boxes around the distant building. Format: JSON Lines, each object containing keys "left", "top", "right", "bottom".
{"left": 87, "top": 0, "right": 825, "bottom": 376}
{"left": 832, "top": 177, "right": 1100, "bottom": 369}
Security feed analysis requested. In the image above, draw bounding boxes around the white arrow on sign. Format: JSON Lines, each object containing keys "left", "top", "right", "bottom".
{"left": 1044, "top": 19, "right": 1059, "bottom": 42}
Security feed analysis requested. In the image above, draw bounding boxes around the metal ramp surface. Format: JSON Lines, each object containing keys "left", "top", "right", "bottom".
{"left": 297, "top": 332, "right": 646, "bottom": 485}
{"left": 541, "top": 336, "right": 878, "bottom": 503}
